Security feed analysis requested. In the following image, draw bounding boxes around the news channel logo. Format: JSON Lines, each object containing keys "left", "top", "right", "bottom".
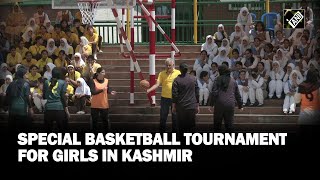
{"left": 283, "top": 9, "right": 305, "bottom": 29}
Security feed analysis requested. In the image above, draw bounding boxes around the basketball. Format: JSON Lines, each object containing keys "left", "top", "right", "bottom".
{"left": 140, "top": 80, "right": 150, "bottom": 89}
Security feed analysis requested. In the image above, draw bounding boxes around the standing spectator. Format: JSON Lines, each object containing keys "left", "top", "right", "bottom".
{"left": 213, "top": 24, "right": 228, "bottom": 47}
{"left": 43, "top": 67, "right": 70, "bottom": 132}
{"left": 33, "top": 5, "right": 49, "bottom": 26}
{"left": 193, "top": 50, "right": 210, "bottom": 80}
{"left": 237, "top": 7, "right": 253, "bottom": 35}
{"left": 89, "top": 67, "right": 117, "bottom": 132}
{"left": 146, "top": 58, "right": 181, "bottom": 132}
{"left": 74, "top": 78, "right": 91, "bottom": 114}
{"left": 269, "top": 61, "right": 285, "bottom": 99}
{"left": 172, "top": 63, "right": 199, "bottom": 136}
{"left": 230, "top": 23, "right": 246, "bottom": 49}
{"left": 283, "top": 70, "right": 302, "bottom": 114}
{"left": 197, "top": 71, "right": 210, "bottom": 106}
{"left": 6, "top": 65, "right": 33, "bottom": 132}
{"left": 201, "top": 35, "right": 218, "bottom": 61}
{"left": 209, "top": 64, "right": 243, "bottom": 132}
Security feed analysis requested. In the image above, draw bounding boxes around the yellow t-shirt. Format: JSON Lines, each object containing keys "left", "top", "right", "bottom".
{"left": 66, "top": 84, "right": 74, "bottom": 95}
{"left": 157, "top": 69, "right": 181, "bottom": 98}
{"left": 51, "top": 31, "right": 66, "bottom": 42}
{"left": 27, "top": 72, "right": 42, "bottom": 82}
{"left": 75, "top": 45, "right": 92, "bottom": 55}
{"left": 36, "top": 32, "right": 52, "bottom": 42}
{"left": 6, "top": 52, "right": 22, "bottom": 67}
{"left": 36, "top": 58, "right": 53, "bottom": 72}
{"left": 71, "top": 26, "right": 85, "bottom": 37}
{"left": 66, "top": 71, "right": 81, "bottom": 82}
{"left": 54, "top": 58, "right": 68, "bottom": 68}
{"left": 57, "top": 47, "right": 74, "bottom": 56}
{"left": 82, "top": 62, "right": 101, "bottom": 77}
{"left": 29, "top": 45, "right": 46, "bottom": 57}
{"left": 16, "top": 47, "right": 29, "bottom": 59}
{"left": 85, "top": 32, "right": 99, "bottom": 45}
{"left": 21, "top": 59, "right": 37, "bottom": 68}
{"left": 65, "top": 33, "right": 79, "bottom": 45}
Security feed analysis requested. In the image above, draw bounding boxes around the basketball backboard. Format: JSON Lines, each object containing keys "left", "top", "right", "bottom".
{"left": 52, "top": 0, "right": 136, "bottom": 9}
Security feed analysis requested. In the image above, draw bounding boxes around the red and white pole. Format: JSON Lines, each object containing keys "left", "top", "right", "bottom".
{"left": 149, "top": 2, "right": 156, "bottom": 106}
{"left": 130, "top": 7, "right": 135, "bottom": 104}
{"left": 171, "top": 0, "right": 176, "bottom": 62}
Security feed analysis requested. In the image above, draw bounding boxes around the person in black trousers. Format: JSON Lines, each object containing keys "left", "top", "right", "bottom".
{"left": 43, "top": 67, "right": 70, "bottom": 132}
{"left": 209, "top": 64, "right": 243, "bottom": 132}
{"left": 172, "top": 62, "right": 200, "bottom": 137}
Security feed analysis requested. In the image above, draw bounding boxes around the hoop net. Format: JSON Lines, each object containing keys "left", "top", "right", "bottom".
{"left": 78, "top": 1, "right": 101, "bottom": 25}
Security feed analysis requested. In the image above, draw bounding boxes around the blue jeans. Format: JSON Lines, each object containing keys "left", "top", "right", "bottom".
{"left": 160, "top": 97, "right": 177, "bottom": 132}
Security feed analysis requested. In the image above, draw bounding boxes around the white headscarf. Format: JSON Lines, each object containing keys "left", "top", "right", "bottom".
{"left": 26, "top": 18, "right": 39, "bottom": 32}
{"left": 1, "top": 75, "right": 13, "bottom": 93}
{"left": 201, "top": 35, "right": 217, "bottom": 56}
{"left": 219, "top": 38, "right": 231, "bottom": 55}
{"left": 75, "top": 78, "right": 91, "bottom": 96}
{"left": 73, "top": 53, "right": 85, "bottom": 67}
{"left": 43, "top": 63, "right": 56, "bottom": 80}
{"left": 215, "top": 24, "right": 225, "bottom": 40}
{"left": 289, "top": 70, "right": 303, "bottom": 85}
{"left": 22, "top": 27, "right": 34, "bottom": 42}
{"left": 234, "top": 23, "right": 245, "bottom": 37}
{"left": 80, "top": 36, "right": 89, "bottom": 46}
{"left": 238, "top": 7, "right": 250, "bottom": 25}
{"left": 274, "top": 49, "right": 288, "bottom": 69}
{"left": 46, "top": 38, "right": 57, "bottom": 56}
{"left": 0, "top": 63, "right": 12, "bottom": 80}
{"left": 59, "top": 38, "right": 72, "bottom": 54}
{"left": 212, "top": 47, "right": 230, "bottom": 66}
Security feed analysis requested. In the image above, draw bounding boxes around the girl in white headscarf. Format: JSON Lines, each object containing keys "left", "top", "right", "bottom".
{"left": 268, "top": 61, "right": 285, "bottom": 99}
{"left": 74, "top": 77, "right": 91, "bottom": 114}
{"left": 21, "top": 27, "right": 34, "bottom": 48}
{"left": 24, "top": 18, "right": 39, "bottom": 33}
{"left": 0, "top": 75, "right": 13, "bottom": 112}
{"left": 289, "top": 29, "right": 303, "bottom": 47}
{"left": 237, "top": 7, "right": 253, "bottom": 35}
{"left": 283, "top": 70, "right": 302, "bottom": 114}
{"left": 230, "top": 23, "right": 246, "bottom": 49}
{"left": 211, "top": 47, "right": 231, "bottom": 68}
{"left": 273, "top": 49, "right": 288, "bottom": 70}
{"left": 213, "top": 24, "right": 228, "bottom": 46}
{"left": 44, "top": 19, "right": 54, "bottom": 33}
{"left": 303, "top": 60, "right": 319, "bottom": 81}
{"left": 0, "top": 63, "right": 12, "bottom": 82}
{"left": 43, "top": 63, "right": 56, "bottom": 80}
{"left": 76, "top": 36, "right": 92, "bottom": 56}
{"left": 71, "top": 52, "right": 86, "bottom": 73}
{"left": 238, "top": 36, "right": 251, "bottom": 57}
{"left": 201, "top": 35, "right": 218, "bottom": 61}
{"left": 59, "top": 38, "right": 74, "bottom": 59}
{"left": 219, "top": 38, "right": 232, "bottom": 58}
{"left": 46, "top": 38, "right": 57, "bottom": 58}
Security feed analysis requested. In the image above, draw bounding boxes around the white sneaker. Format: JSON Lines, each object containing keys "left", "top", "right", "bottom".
{"left": 94, "top": 54, "right": 97, "bottom": 60}
{"left": 76, "top": 111, "right": 82, "bottom": 114}
{"left": 99, "top": 50, "right": 103, "bottom": 53}
{"left": 79, "top": 111, "right": 85, "bottom": 114}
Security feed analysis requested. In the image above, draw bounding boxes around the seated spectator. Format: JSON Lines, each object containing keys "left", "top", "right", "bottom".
{"left": 231, "top": 61, "right": 244, "bottom": 80}
{"left": 23, "top": 18, "right": 39, "bottom": 34}
{"left": 230, "top": 49, "right": 241, "bottom": 70}
{"left": 74, "top": 77, "right": 91, "bottom": 114}
{"left": 197, "top": 71, "right": 209, "bottom": 106}
{"left": 65, "top": 77, "right": 75, "bottom": 106}
{"left": 36, "top": 50, "right": 53, "bottom": 75}
{"left": 261, "top": 43, "right": 274, "bottom": 72}
{"left": 71, "top": 52, "right": 85, "bottom": 73}
{"left": 0, "top": 74, "right": 12, "bottom": 112}
{"left": 237, "top": 7, "right": 253, "bottom": 35}
{"left": 65, "top": 28, "right": 79, "bottom": 50}
{"left": 0, "top": 63, "right": 12, "bottom": 86}
{"left": 76, "top": 36, "right": 92, "bottom": 57}
{"left": 193, "top": 50, "right": 210, "bottom": 80}
{"left": 256, "top": 61, "right": 269, "bottom": 99}
{"left": 304, "top": 60, "right": 319, "bottom": 81}
{"left": 213, "top": 24, "right": 228, "bottom": 47}
{"left": 58, "top": 38, "right": 74, "bottom": 60}
{"left": 311, "top": 30, "right": 320, "bottom": 53}
{"left": 51, "top": 24, "right": 66, "bottom": 46}
{"left": 219, "top": 38, "right": 232, "bottom": 58}
{"left": 54, "top": 50, "right": 69, "bottom": 68}
{"left": 21, "top": 51, "right": 37, "bottom": 70}
{"left": 283, "top": 70, "right": 302, "bottom": 114}
{"left": 56, "top": 10, "right": 74, "bottom": 26}
{"left": 6, "top": 46, "right": 22, "bottom": 73}
{"left": 44, "top": 19, "right": 54, "bottom": 34}
{"left": 43, "top": 63, "right": 56, "bottom": 81}
{"left": 16, "top": 40, "right": 29, "bottom": 60}
{"left": 238, "top": 36, "right": 251, "bottom": 57}
{"left": 60, "top": 20, "right": 70, "bottom": 33}
{"left": 26, "top": 64, "right": 41, "bottom": 87}
{"left": 241, "top": 49, "right": 258, "bottom": 70}
{"left": 273, "top": 49, "right": 289, "bottom": 70}
{"left": 71, "top": 19, "right": 85, "bottom": 37}
{"left": 251, "top": 37, "right": 263, "bottom": 59}
{"left": 269, "top": 61, "right": 285, "bottom": 99}
{"left": 32, "top": 78, "right": 46, "bottom": 113}
{"left": 33, "top": 5, "right": 49, "bottom": 26}
{"left": 21, "top": 27, "right": 35, "bottom": 48}
{"left": 29, "top": 36, "right": 46, "bottom": 60}
{"left": 66, "top": 64, "right": 81, "bottom": 89}
{"left": 289, "top": 49, "right": 308, "bottom": 74}
{"left": 209, "top": 62, "right": 219, "bottom": 82}
{"left": 237, "top": 70, "right": 249, "bottom": 106}
{"left": 46, "top": 38, "right": 59, "bottom": 60}
{"left": 250, "top": 21, "right": 270, "bottom": 45}
{"left": 297, "top": 35, "right": 312, "bottom": 61}
{"left": 85, "top": 25, "right": 100, "bottom": 59}
{"left": 212, "top": 47, "right": 231, "bottom": 68}
{"left": 308, "top": 49, "right": 320, "bottom": 68}
{"left": 283, "top": 63, "right": 295, "bottom": 84}
{"left": 201, "top": 35, "right": 218, "bottom": 61}
{"left": 230, "top": 23, "right": 246, "bottom": 49}
{"left": 281, "top": 39, "right": 293, "bottom": 60}
{"left": 189, "top": 70, "right": 196, "bottom": 79}
{"left": 37, "top": 25, "right": 51, "bottom": 45}
{"left": 289, "top": 29, "right": 303, "bottom": 47}
{"left": 82, "top": 55, "right": 101, "bottom": 82}
{"left": 0, "top": 24, "right": 10, "bottom": 59}
{"left": 248, "top": 69, "right": 265, "bottom": 106}
{"left": 272, "top": 30, "right": 285, "bottom": 49}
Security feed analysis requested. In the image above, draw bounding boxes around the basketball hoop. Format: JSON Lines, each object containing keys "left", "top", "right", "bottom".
{"left": 77, "top": 0, "right": 101, "bottom": 25}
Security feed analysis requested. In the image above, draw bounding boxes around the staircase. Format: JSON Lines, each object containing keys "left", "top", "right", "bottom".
{"left": 0, "top": 45, "right": 299, "bottom": 132}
